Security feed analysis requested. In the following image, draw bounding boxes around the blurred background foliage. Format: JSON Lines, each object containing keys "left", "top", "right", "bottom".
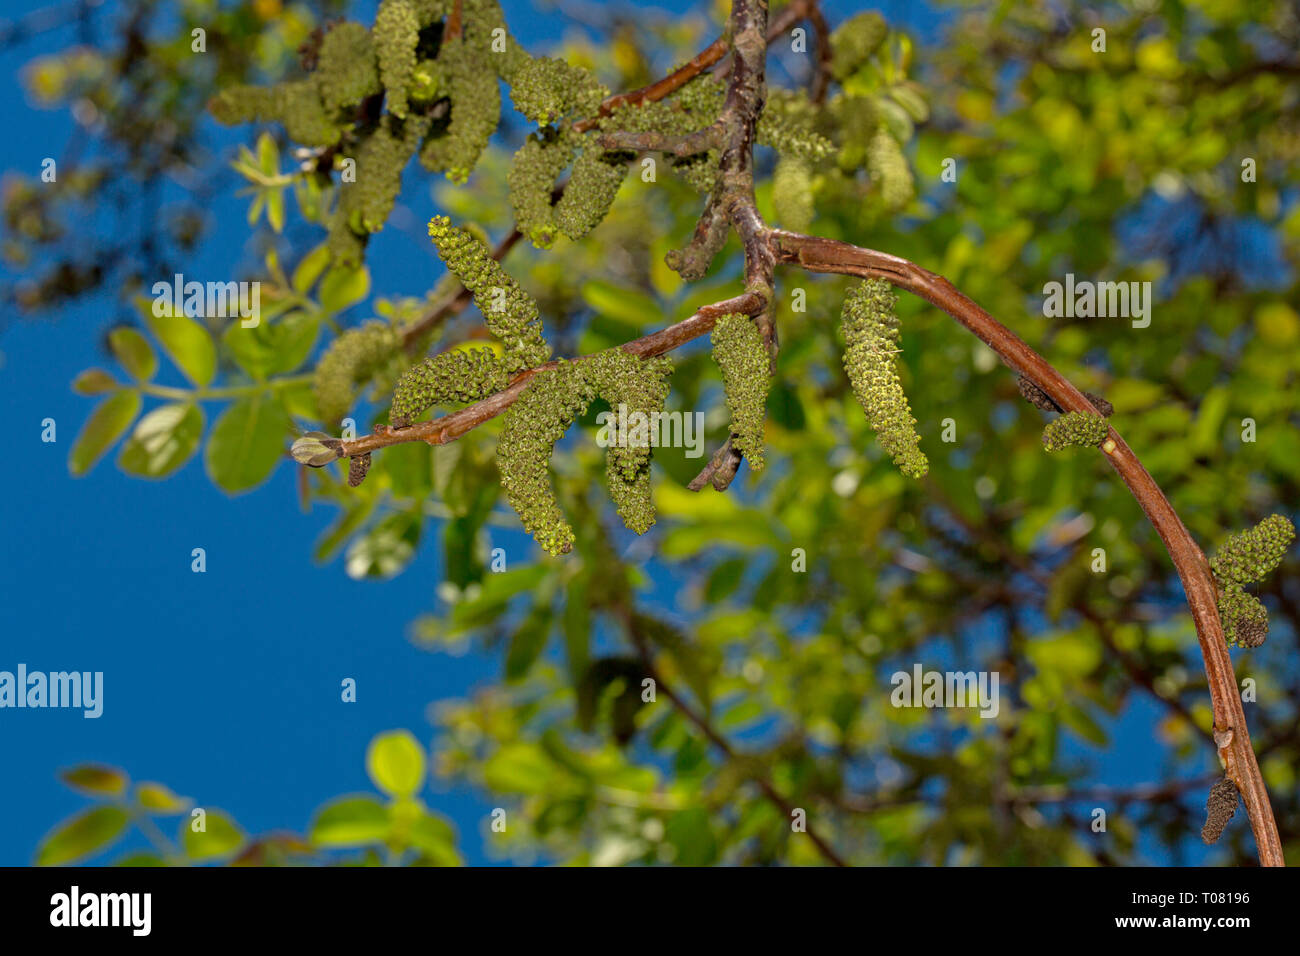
{"left": 9, "top": 0, "right": 1300, "bottom": 865}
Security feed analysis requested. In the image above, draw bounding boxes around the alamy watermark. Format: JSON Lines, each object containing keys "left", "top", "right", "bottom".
{"left": 594, "top": 404, "right": 705, "bottom": 458}
{"left": 152, "top": 273, "right": 260, "bottom": 328}
{"left": 0, "top": 664, "right": 103, "bottom": 718}
{"left": 1042, "top": 274, "right": 1151, "bottom": 328}
{"left": 890, "top": 664, "right": 1000, "bottom": 718}
{"left": 50, "top": 886, "right": 150, "bottom": 936}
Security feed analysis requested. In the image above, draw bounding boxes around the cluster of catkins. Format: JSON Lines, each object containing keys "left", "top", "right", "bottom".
{"left": 1209, "top": 514, "right": 1294, "bottom": 648}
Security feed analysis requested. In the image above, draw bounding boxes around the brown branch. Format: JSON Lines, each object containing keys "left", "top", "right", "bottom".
{"left": 805, "top": 3, "right": 833, "bottom": 105}
{"left": 767, "top": 228, "right": 1284, "bottom": 867}
{"left": 445, "top": 0, "right": 462, "bottom": 41}
{"left": 337, "top": 292, "right": 764, "bottom": 457}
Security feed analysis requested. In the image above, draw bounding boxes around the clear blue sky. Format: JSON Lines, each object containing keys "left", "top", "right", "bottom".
{"left": 0, "top": 0, "right": 1196, "bottom": 866}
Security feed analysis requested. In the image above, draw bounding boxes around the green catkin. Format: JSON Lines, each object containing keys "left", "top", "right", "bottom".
{"left": 829, "top": 11, "right": 888, "bottom": 80}
{"left": 711, "top": 313, "right": 769, "bottom": 472}
{"left": 209, "top": 80, "right": 341, "bottom": 147}
{"left": 496, "top": 351, "right": 673, "bottom": 553}
{"left": 1201, "top": 777, "right": 1238, "bottom": 844}
{"left": 840, "top": 280, "right": 928, "bottom": 478}
{"left": 772, "top": 155, "right": 814, "bottom": 232}
{"left": 828, "top": 93, "right": 878, "bottom": 171}
{"left": 757, "top": 89, "right": 834, "bottom": 162}
{"left": 591, "top": 350, "right": 674, "bottom": 534}
{"left": 1218, "top": 584, "right": 1270, "bottom": 648}
{"left": 1041, "top": 411, "right": 1109, "bottom": 451}
{"left": 670, "top": 151, "right": 721, "bottom": 193}
{"left": 497, "top": 361, "right": 598, "bottom": 555}
{"left": 419, "top": 36, "right": 500, "bottom": 182}
{"left": 1209, "top": 514, "right": 1295, "bottom": 586}
{"left": 867, "top": 126, "right": 914, "bottom": 210}
{"left": 315, "top": 23, "right": 381, "bottom": 115}
{"left": 554, "top": 143, "right": 628, "bottom": 240}
{"left": 328, "top": 216, "right": 368, "bottom": 267}
{"left": 313, "top": 322, "right": 401, "bottom": 424}
{"left": 341, "top": 115, "right": 430, "bottom": 234}
{"left": 373, "top": 0, "right": 420, "bottom": 119}
{"left": 390, "top": 347, "right": 510, "bottom": 427}
{"left": 509, "top": 57, "right": 606, "bottom": 124}
{"left": 426, "top": 216, "right": 550, "bottom": 370}
{"left": 507, "top": 128, "right": 576, "bottom": 248}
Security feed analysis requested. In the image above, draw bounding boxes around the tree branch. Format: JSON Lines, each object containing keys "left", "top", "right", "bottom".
{"left": 767, "top": 228, "right": 1284, "bottom": 867}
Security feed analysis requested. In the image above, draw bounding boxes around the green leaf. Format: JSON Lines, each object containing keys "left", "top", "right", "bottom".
{"left": 319, "top": 264, "right": 371, "bottom": 315}
{"left": 59, "top": 765, "right": 128, "bottom": 797}
{"left": 256, "top": 131, "right": 279, "bottom": 176}
{"left": 310, "top": 796, "right": 390, "bottom": 847}
{"left": 118, "top": 403, "right": 204, "bottom": 478}
{"left": 181, "top": 810, "right": 244, "bottom": 861}
{"left": 140, "top": 299, "right": 217, "bottom": 387}
{"left": 72, "top": 368, "right": 118, "bottom": 395}
{"left": 135, "top": 782, "right": 190, "bottom": 814}
{"left": 204, "top": 395, "right": 287, "bottom": 493}
{"left": 70, "top": 390, "right": 141, "bottom": 476}
{"left": 408, "top": 812, "right": 461, "bottom": 865}
{"left": 292, "top": 243, "right": 332, "bottom": 293}
{"left": 267, "top": 189, "right": 285, "bottom": 233}
{"left": 505, "top": 606, "right": 553, "bottom": 682}
{"left": 108, "top": 327, "right": 158, "bottom": 382}
{"left": 224, "top": 311, "right": 320, "bottom": 380}
{"left": 482, "top": 744, "right": 556, "bottom": 795}
{"left": 581, "top": 279, "right": 663, "bottom": 328}
{"left": 36, "top": 806, "right": 129, "bottom": 865}
{"left": 366, "top": 730, "right": 426, "bottom": 798}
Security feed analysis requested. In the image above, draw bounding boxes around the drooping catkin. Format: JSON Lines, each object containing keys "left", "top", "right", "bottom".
{"left": 495, "top": 349, "right": 674, "bottom": 553}
{"left": 315, "top": 22, "right": 381, "bottom": 114}
{"left": 866, "top": 126, "right": 914, "bottom": 210}
{"left": 1218, "top": 584, "right": 1270, "bottom": 648}
{"left": 828, "top": 11, "right": 888, "bottom": 80}
{"left": 497, "top": 361, "right": 597, "bottom": 555}
{"left": 373, "top": 0, "right": 420, "bottom": 119}
{"left": 418, "top": 35, "right": 501, "bottom": 183}
{"left": 1041, "top": 411, "right": 1109, "bottom": 452}
{"left": 772, "top": 155, "right": 814, "bottom": 232}
{"left": 711, "top": 313, "right": 770, "bottom": 472}
{"left": 1209, "top": 514, "right": 1295, "bottom": 587}
{"left": 339, "top": 115, "right": 430, "bottom": 234}
{"left": 313, "top": 322, "right": 401, "bottom": 424}
{"left": 390, "top": 347, "right": 510, "bottom": 427}
{"left": 590, "top": 350, "right": 674, "bottom": 535}
{"left": 840, "top": 280, "right": 928, "bottom": 478}
{"left": 758, "top": 89, "right": 834, "bottom": 162}
{"left": 1200, "top": 776, "right": 1238, "bottom": 844}
{"left": 507, "top": 128, "right": 576, "bottom": 249}
{"left": 554, "top": 143, "right": 628, "bottom": 241}
{"left": 426, "top": 216, "right": 550, "bottom": 370}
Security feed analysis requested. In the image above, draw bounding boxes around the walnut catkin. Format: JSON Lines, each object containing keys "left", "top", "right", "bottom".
{"left": 1201, "top": 776, "right": 1238, "bottom": 844}
{"left": 348, "top": 452, "right": 372, "bottom": 487}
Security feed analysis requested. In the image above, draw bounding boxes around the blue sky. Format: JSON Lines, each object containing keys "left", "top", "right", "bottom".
{"left": 0, "top": 0, "right": 1208, "bottom": 866}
